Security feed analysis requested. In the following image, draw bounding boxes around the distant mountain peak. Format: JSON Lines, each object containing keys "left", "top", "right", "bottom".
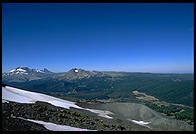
{"left": 7, "top": 67, "right": 53, "bottom": 73}
{"left": 68, "top": 68, "right": 91, "bottom": 74}
{"left": 8, "top": 67, "right": 29, "bottom": 74}
{"left": 3, "top": 67, "right": 54, "bottom": 83}
{"left": 69, "top": 68, "right": 81, "bottom": 72}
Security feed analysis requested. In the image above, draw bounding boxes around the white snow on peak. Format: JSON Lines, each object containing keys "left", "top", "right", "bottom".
{"left": 16, "top": 117, "right": 95, "bottom": 131}
{"left": 2, "top": 86, "right": 114, "bottom": 119}
{"left": 36, "top": 70, "right": 44, "bottom": 73}
{"left": 74, "top": 69, "right": 79, "bottom": 73}
{"left": 15, "top": 71, "right": 28, "bottom": 75}
{"left": 9, "top": 68, "right": 28, "bottom": 74}
{"left": 16, "top": 68, "right": 27, "bottom": 72}
{"left": 9, "top": 69, "right": 16, "bottom": 73}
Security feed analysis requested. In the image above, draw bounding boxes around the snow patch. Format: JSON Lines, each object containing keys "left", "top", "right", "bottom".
{"left": 16, "top": 68, "right": 26, "bottom": 72}
{"left": 9, "top": 69, "right": 16, "bottom": 73}
{"left": 130, "top": 119, "right": 151, "bottom": 129}
{"left": 17, "top": 117, "right": 95, "bottom": 131}
{"left": 8, "top": 68, "right": 28, "bottom": 74}
{"left": 36, "top": 70, "right": 44, "bottom": 73}
{"left": 85, "top": 108, "right": 114, "bottom": 119}
{"left": 74, "top": 69, "right": 79, "bottom": 73}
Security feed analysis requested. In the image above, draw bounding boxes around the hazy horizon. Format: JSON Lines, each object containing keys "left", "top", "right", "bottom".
{"left": 3, "top": 66, "right": 194, "bottom": 74}
{"left": 2, "top": 3, "right": 194, "bottom": 74}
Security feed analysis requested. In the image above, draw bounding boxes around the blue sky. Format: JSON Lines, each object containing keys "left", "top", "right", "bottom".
{"left": 2, "top": 3, "right": 194, "bottom": 73}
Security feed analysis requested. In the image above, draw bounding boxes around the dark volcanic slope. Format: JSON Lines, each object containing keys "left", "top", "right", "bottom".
{"left": 2, "top": 101, "right": 151, "bottom": 131}
{"left": 2, "top": 84, "right": 193, "bottom": 131}
{"left": 2, "top": 102, "right": 48, "bottom": 131}
{"left": 78, "top": 102, "right": 193, "bottom": 131}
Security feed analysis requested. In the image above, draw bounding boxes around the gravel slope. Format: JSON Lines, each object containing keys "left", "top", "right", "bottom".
{"left": 78, "top": 102, "right": 193, "bottom": 131}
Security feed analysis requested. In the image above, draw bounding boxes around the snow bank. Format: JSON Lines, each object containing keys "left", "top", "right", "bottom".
{"left": 2, "top": 87, "right": 35, "bottom": 104}
{"left": 2, "top": 86, "right": 114, "bottom": 119}
{"left": 2, "top": 86, "right": 83, "bottom": 109}
{"left": 17, "top": 117, "right": 95, "bottom": 131}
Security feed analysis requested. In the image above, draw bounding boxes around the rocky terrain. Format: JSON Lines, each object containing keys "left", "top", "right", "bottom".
{"left": 2, "top": 101, "right": 144, "bottom": 131}
{"left": 2, "top": 85, "right": 193, "bottom": 131}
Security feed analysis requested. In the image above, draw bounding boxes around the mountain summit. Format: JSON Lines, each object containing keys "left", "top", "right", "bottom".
{"left": 62, "top": 68, "right": 97, "bottom": 80}
{"left": 3, "top": 67, "right": 54, "bottom": 82}
{"left": 7, "top": 67, "right": 53, "bottom": 75}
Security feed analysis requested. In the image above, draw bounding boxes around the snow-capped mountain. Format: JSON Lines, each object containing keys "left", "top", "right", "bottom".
{"left": 6, "top": 67, "right": 53, "bottom": 75}
{"left": 2, "top": 67, "right": 124, "bottom": 83}
{"left": 56, "top": 68, "right": 107, "bottom": 80}
{"left": 2, "top": 67, "right": 54, "bottom": 82}
{"left": 9, "top": 68, "right": 28, "bottom": 74}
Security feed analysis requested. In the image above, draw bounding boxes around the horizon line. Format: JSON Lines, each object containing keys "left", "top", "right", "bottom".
{"left": 2, "top": 66, "right": 194, "bottom": 74}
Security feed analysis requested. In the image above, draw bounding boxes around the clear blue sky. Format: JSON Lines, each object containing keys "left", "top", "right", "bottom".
{"left": 2, "top": 3, "right": 194, "bottom": 73}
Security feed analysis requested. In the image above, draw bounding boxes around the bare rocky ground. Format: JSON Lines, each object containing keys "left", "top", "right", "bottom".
{"left": 2, "top": 101, "right": 149, "bottom": 131}
{"left": 2, "top": 99, "right": 193, "bottom": 131}
{"left": 77, "top": 102, "right": 194, "bottom": 131}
